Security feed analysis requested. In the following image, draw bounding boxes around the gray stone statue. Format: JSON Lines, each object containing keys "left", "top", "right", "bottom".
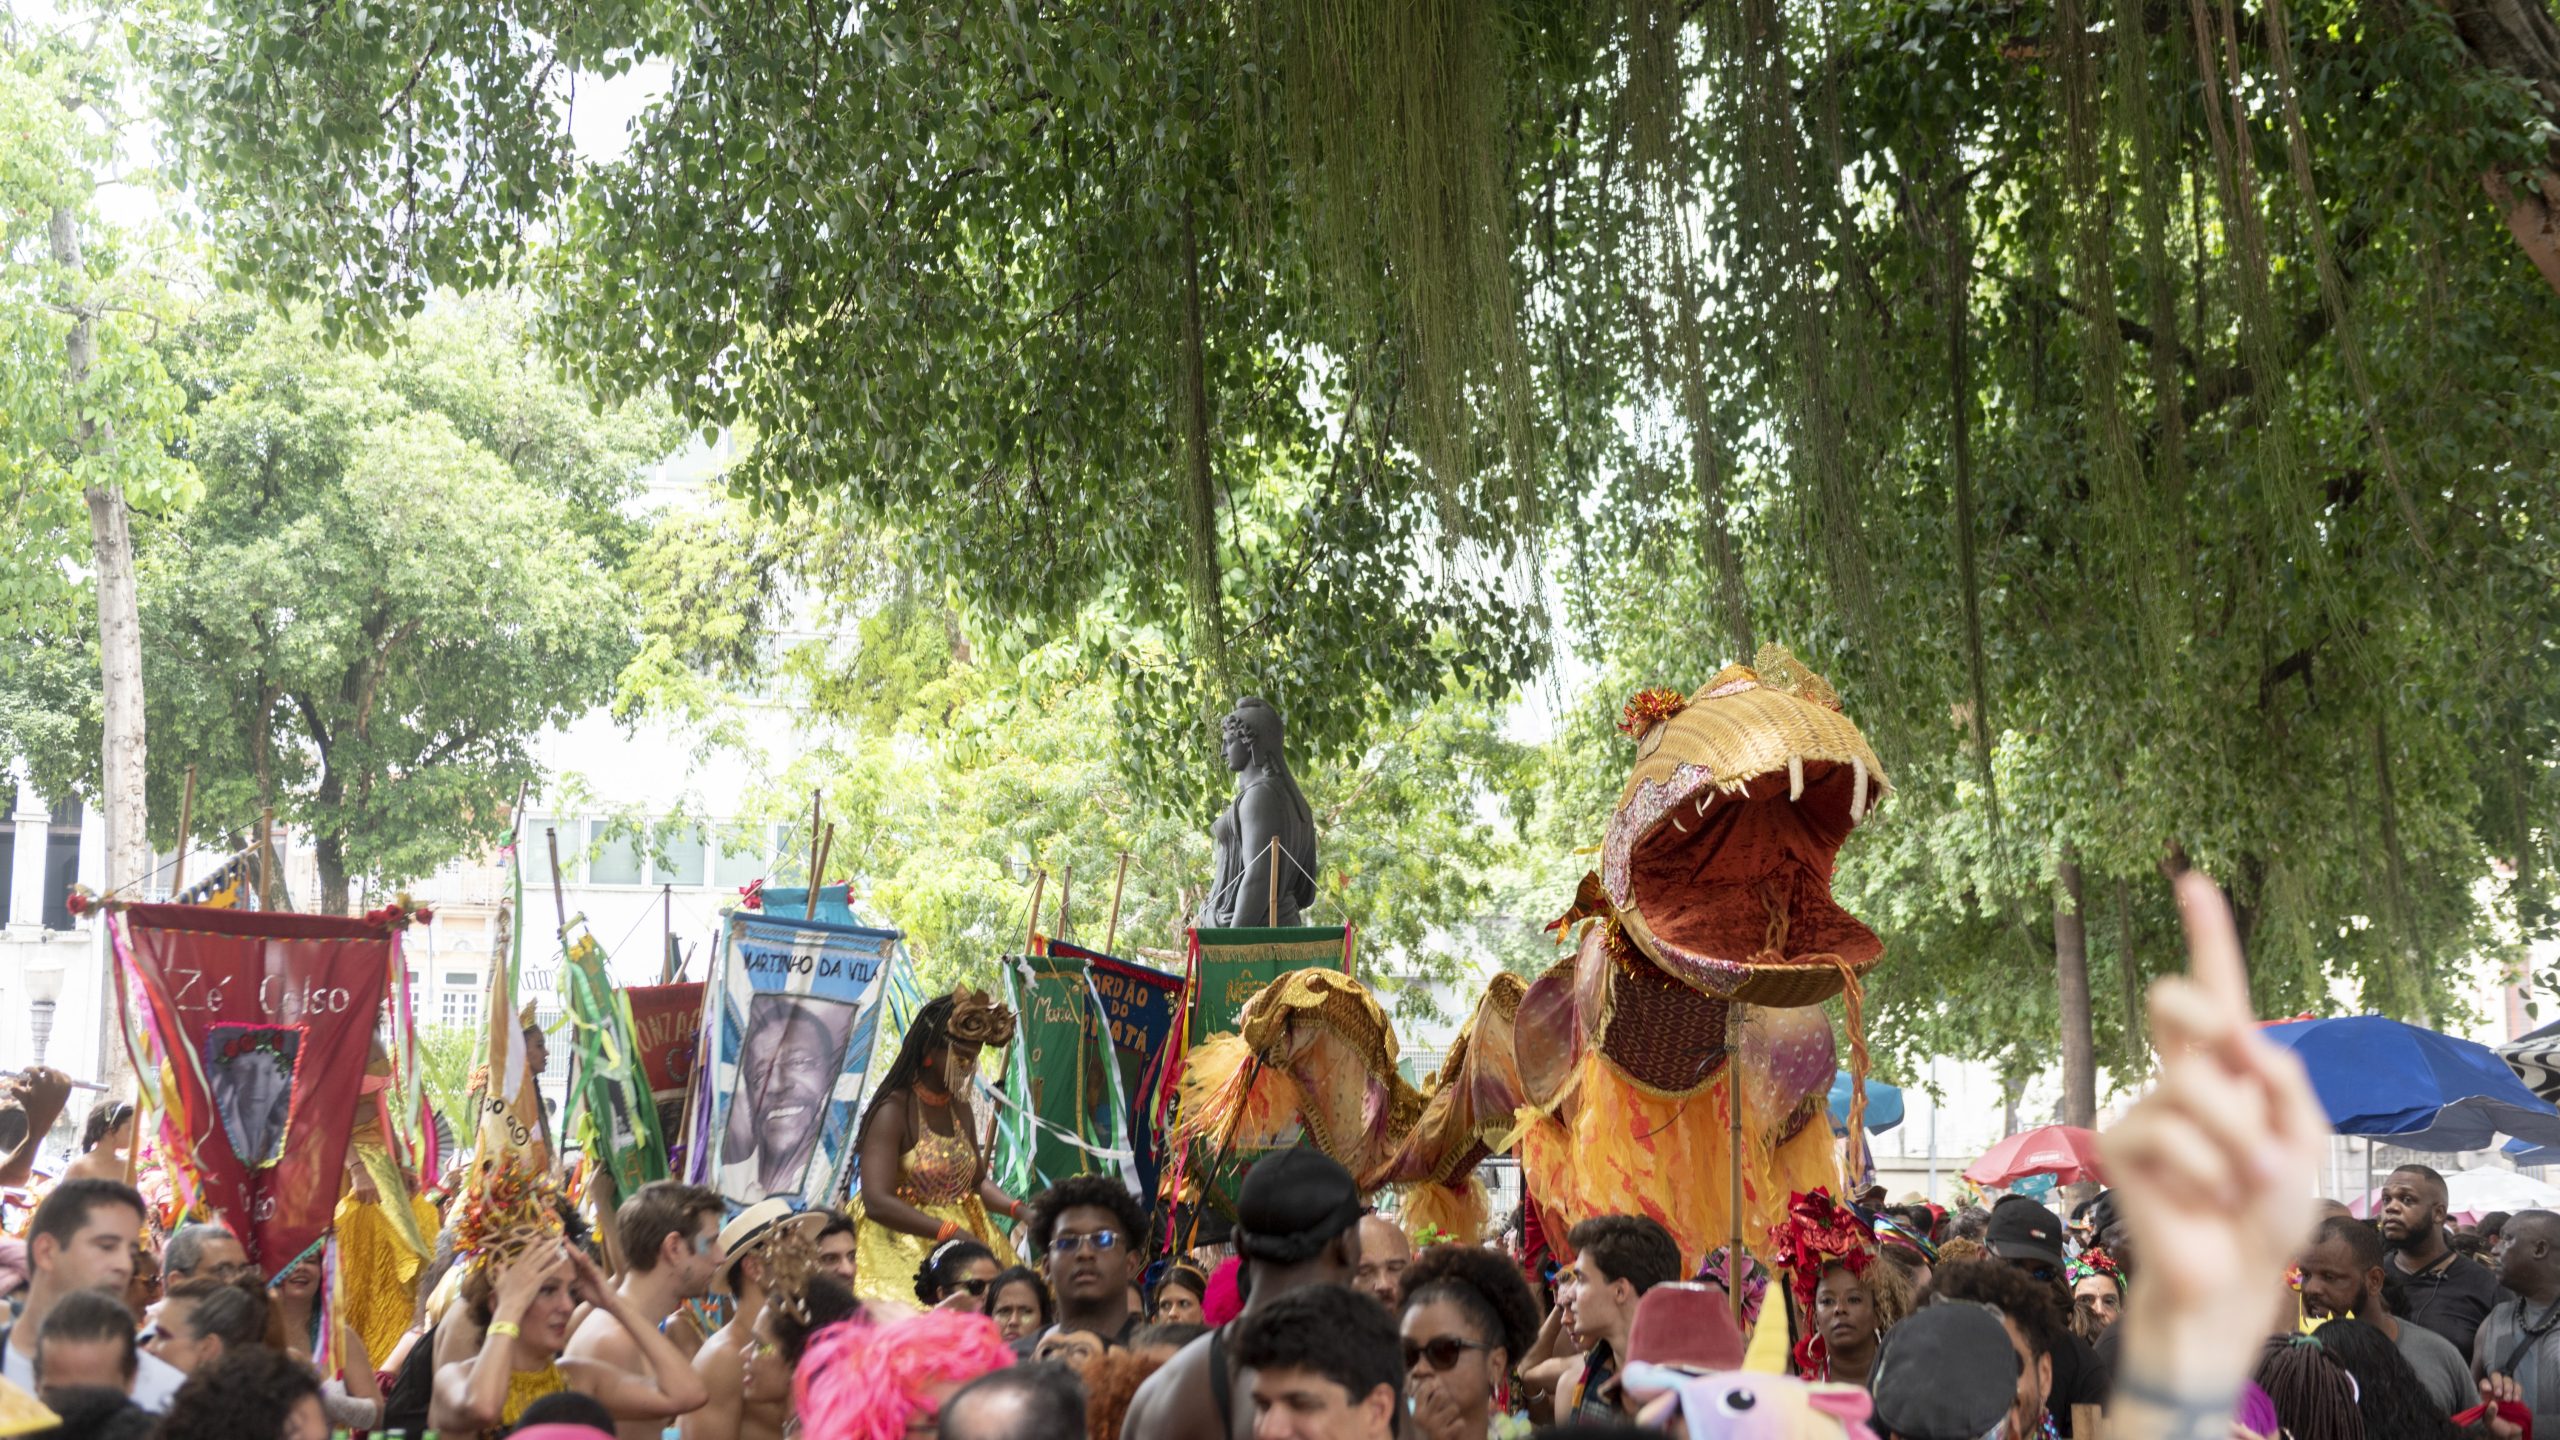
{"left": 1201, "top": 697, "right": 1318, "bottom": 928}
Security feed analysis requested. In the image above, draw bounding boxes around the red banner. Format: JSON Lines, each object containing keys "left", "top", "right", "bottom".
{"left": 115, "top": 904, "right": 395, "bottom": 1278}
{"left": 627, "top": 982, "right": 705, "bottom": 1141}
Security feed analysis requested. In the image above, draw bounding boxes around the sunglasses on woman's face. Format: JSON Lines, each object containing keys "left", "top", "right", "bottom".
{"left": 952, "top": 1278, "right": 989, "bottom": 1296}
{"left": 1402, "top": 1337, "right": 1491, "bottom": 1372}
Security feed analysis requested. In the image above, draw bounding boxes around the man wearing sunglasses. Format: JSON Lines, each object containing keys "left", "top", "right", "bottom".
{"left": 1021, "top": 1176, "right": 1150, "bottom": 1358}
{"left": 1984, "top": 1196, "right": 2108, "bottom": 1435}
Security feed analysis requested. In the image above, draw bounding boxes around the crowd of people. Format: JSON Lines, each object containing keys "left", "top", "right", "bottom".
{"left": 0, "top": 876, "right": 2540, "bottom": 1440}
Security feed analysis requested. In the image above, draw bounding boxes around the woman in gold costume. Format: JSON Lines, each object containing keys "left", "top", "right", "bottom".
{"left": 850, "top": 989, "right": 1025, "bottom": 1302}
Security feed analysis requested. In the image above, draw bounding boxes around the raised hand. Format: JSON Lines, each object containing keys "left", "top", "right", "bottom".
{"left": 2100, "top": 873, "right": 2332, "bottom": 1430}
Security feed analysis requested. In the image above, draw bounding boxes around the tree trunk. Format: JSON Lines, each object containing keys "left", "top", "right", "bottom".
{"left": 316, "top": 832, "right": 350, "bottom": 917}
{"left": 2435, "top": 0, "right": 2560, "bottom": 293}
{"left": 2114, "top": 876, "right": 2147, "bottom": 1073}
{"left": 53, "top": 204, "right": 143, "bottom": 1089}
{"left": 2055, "top": 846, "right": 2097, "bottom": 1132}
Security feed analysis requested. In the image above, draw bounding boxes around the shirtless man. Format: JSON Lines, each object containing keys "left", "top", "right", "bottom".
{"left": 686, "top": 1200, "right": 825, "bottom": 1440}
{"left": 1120, "top": 1148, "right": 1368, "bottom": 1440}
{"left": 565, "top": 1182, "right": 726, "bottom": 1440}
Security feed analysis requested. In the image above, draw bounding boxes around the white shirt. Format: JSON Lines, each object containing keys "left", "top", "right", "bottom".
{"left": 2, "top": 1324, "right": 188, "bottom": 1413}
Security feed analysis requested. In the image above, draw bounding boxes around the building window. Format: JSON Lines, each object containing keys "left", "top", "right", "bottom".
{"left": 712, "top": 823, "right": 778, "bottom": 888}
{"left": 441, "top": 983, "right": 481, "bottom": 1029}
{"left": 41, "top": 798, "right": 82, "bottom": 931}
{"left": 588, "top": 820, "right": 647, "bottom": 886}
{"left": 657, "top": 826, "right": 708, "bottom": 887}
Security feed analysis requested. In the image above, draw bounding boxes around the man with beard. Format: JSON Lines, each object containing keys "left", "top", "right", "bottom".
{"left": 721, "top": 1000, "right": 846, "bottom": 1198}
{"left": 1019, "top": 1176, "right": 1149, "bottom": 1356}
{"left": 2476, "top": 1209, "right": 2560, "bottom": 1440}
{"left": 1, "top": 1180, "right": 185, "bottom": 1412}
{"left": 812, "top": 1213, "right": 858, "bottom": 1288}
{"left": 567, "top": 1182, "right": 727, "bottom": 1440}
{"left": 2295, "top": 1214, "right": 2475, "bottom": 1412}
{"left": 1350, "top": 1215, "right": 1412, "bottom": 1311}
{"left": 2377, "top": 1164, "right": 2506, "bottom": 1359}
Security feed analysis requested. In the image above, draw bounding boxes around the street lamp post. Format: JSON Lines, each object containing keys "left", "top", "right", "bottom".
{"left": 26, "top": 952, "right": 65, "bottom": 1067}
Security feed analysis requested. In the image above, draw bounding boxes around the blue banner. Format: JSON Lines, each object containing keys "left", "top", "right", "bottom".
{"left": 1053, "top": 941, "right": 1183, "bottom": 1204}
{"left": 693, "top": 911, "right": 901, "bottom": 1212}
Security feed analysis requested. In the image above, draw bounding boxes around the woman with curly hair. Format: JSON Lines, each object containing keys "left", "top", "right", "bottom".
{"left": 794, "top": 1307, "right": 1016, "bottom": 1440}
{"left": 1810, "top": 1255, "right": 1916, "bottom": 1390}
{"left": 159, "top": 1346, "right": 327, "bottom": 1440}
{"left": 1396, "top": 1243, "right": 1544, "bottom": 1440}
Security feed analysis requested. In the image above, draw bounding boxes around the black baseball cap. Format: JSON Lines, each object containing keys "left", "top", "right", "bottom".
{"left": 1985, "top": 1194, "right": 2066, "bottom": 1267}
{"left": 1871, "top": 1302, "right": 2021, "bottom": 1440}
{"left": 1235, "top": 1146, "right": 1366, "bottom": 1261}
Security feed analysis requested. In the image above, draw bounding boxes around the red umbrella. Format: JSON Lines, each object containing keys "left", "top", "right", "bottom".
{"left": 1963, "top": 1124, "right": 2107, "bottom": 1188}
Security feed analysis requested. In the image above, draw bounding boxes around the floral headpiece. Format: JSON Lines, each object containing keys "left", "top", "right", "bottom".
{"left": 1617, "top": 687, "right": 1687, "bottom": 740}
{"left": 453, "top": 1157, "right": 565, "bottom": 1271}
{"left": 2067, "top": 1247, "right": 2126, "bottom": 1292}
{"left": 1767, "top": 1189, "right": 1876, "bottom": 1377}
{"left": 1696, "top": 1246, "right": 1772, "bottom": 1331}
{"left": 945, "top": 988, "right": 1017, "bottom": 1048}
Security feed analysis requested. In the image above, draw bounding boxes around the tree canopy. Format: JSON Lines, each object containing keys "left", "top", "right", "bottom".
{"left": 137, "top": 297, "right": 666, "bottom": 910}
{"left": 98, "top": 0, "right": 2560, "bottom": 1076}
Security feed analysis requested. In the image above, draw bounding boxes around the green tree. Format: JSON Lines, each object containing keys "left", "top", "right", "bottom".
{"left": 140, "top": 298, "right": 662, "bottom": 911}
{"left": 0, "top": 15, "right": 200, "bottom": 932}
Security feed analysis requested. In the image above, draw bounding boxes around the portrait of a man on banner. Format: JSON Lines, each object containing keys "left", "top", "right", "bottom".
{"left": 691, "top": 911, "right": 900, "bottom": 1211}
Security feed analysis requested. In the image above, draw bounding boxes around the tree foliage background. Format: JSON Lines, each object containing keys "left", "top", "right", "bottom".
{"left": 1, "top": 0, "right": 2553, "bottom": 1085}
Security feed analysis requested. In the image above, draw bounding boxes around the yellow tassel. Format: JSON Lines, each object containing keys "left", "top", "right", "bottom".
{"left": 1401, "top": 1178, "right": 1490, "bottom": 1247}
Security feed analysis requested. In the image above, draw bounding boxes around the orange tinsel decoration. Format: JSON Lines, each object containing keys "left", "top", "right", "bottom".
{"left": 1616, "top": 686, "right": 1687, "bottom": 739}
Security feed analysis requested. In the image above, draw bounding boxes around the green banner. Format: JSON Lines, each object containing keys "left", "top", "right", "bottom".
{"left": 997, "top": 950, "right": 1131, "bottom": 1198}
{"left": 1176, "top": 925, "right": 1350, "bottom": 1219}
{"left": 561, "top": 927, "right": 671, "bottom": 1197}
{"left": 1186, "top": 926, "right": 1351, "bottom": 1048}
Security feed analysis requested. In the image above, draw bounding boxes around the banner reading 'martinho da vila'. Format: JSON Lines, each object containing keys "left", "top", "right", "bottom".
{"left": 691, "top": 911, "right": 899, "bottom": 1212}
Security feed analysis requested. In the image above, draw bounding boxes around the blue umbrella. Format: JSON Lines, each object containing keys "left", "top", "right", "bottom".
{"left": 2261, "top": 1015, "right": 2560, "bottom": 1151}
{"left": 1829, "top": 1071, "right": 1904, "bottom": 1136}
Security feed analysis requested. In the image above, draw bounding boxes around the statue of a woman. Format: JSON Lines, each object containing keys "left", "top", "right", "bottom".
{"left": 1202, "top": 697, "right": 1319, "bottom": 927}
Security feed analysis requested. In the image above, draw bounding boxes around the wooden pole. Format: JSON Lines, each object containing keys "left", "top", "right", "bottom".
{"left": 803, "top": 789, "right": 825, "bottom": 888}
{"left": 542, "top": 826, "right": 572, "bottom": 1165}
{"left": 806, "top": 823, "right": 835, "bottom": 919}
{"left": 1056, "top": 862, "right": 1074, "bottom": 940}
{"left": 544, "top": 827, "right": 571, "bottom": 937}
{"left": 1103, "top": 852, "right": 1131, "bottom": 955}
{"left": 1024, "top": 868, "right": 1048, "bottom": 954}
{"left": 170, "top": 766, "right": 196, "bottom": 898}
{"left": 1265, "top": 836, "right": 1280, "bottom": 927}
{"left": 660, "top": 883, "right": 678, "bottom": 984}
{"left": 1728, "top": 1034, "right": 1746, "bottom": 1321}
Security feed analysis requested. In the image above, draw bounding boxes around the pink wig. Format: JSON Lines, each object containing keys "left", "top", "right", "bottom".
{"left": 1202, "top": 1255, "right": 1243, "bottom": 1327}
{"left": 794, "top": 1308, "right": 1016, "bottom": 1440}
